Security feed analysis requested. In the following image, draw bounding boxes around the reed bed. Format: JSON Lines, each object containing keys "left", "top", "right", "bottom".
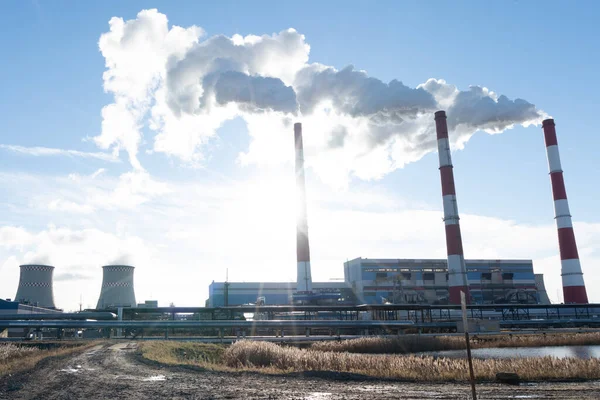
{"left": 310, "top": 332, "right": 600, "bottom": 354}
{"left": 0, "top": 344, "right": 39, "bottom": 362}
{"left": 311, "top": 336, "right": 464, "bottom": 354}
{"left": 223, "top": 340, "right": 600, "bottom": 381}
{"left": 140, "top": 341, "right": 225, "bottom": 368}
{"left": 0, "top": 342, "right": 97, "bottom": 377}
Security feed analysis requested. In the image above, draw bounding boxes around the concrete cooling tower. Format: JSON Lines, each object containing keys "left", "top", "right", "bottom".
{"left": 96, "top": 265, "right": 137, "bottom": 309}
{"left": 535, "top": 274, "right": 551, "bottom": 305}
{"left": 14, "top": 264, "right": 56, "bottom": 309}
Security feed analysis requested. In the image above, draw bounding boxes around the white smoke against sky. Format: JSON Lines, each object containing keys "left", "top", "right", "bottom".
{"left": 95, "top": 9, "right": 545, "bottom": 186}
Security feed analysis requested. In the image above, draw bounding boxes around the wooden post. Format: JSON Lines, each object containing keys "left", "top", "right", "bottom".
{"left": 461, "top": 291, "right": 477, "bottom": 400}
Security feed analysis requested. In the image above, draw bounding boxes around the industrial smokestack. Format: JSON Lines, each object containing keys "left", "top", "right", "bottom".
{"left": 14, "top": 265, "right": 56, "bottom": 309}
{"left": 542, "top": 119, "right": 588, "bottom": 304}
{"left": 295, "top": 122, "right": 312, "bottom": 293}
{"left": 434, "top": 111, "right": 470, "bottom": 304}
{"left": 96, "top": 265, "right": 137, "bottom": 309}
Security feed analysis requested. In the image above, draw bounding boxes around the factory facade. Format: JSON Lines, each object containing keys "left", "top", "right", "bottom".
{"left": 207, "top": 281, "right": 347, "bottom": 307}
{"left": 344, "top": 258, "right": 541, "bottom": 305}
{"left": 208, "top": 258, "right": 547, "bottom": 307}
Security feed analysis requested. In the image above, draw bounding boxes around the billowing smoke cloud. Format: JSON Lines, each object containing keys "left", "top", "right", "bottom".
{"left": 107, "top": 253, "right": 133, "bottom": 266}
{"left": 55, "top": 272, "right": 92, "bottom": 282}
{"left": 95, "top": 9, "right": 545, "bottom": 186}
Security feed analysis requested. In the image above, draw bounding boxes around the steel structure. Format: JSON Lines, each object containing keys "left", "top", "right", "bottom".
{"left": 435, "top": 111, "right": 469, "bottom": 304}
{"left": 0, "top": 312, "right": 115, "bottom": 320}
{"left": 542, "top": 119, "right": 588, "bottom": 303}
{"left": 100, "top": 303, "right": 600, "bottom": 324}
{"left": 96, "top": 265, "right": 137, "bottom": 309}
{"left": 14, "top": 264, "right": 56, "bottom": 309}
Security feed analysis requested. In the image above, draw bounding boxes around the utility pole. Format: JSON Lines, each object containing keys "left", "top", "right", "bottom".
{"left": 224, "top": 268, "right": 230, "bottom": 307}
{"left": 79, "top": 294, "right": 82, "bottom": 312}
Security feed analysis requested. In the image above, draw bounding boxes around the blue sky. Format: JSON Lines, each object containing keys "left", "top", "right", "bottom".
{"left": 1, "top": 1, "right": 599, "bottom": 309}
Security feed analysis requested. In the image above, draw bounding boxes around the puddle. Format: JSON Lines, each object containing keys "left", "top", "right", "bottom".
{"left": 358, "top": 386, "right": 439, "bottom": 396}
{"left": 60, "top": 366, "right": 82, "bottom": 374}
{"left": 143, "top": 375, "right": 166, "bottom": 382}
{"left": 305, "top": 393, "right": 332, "bottom": 399}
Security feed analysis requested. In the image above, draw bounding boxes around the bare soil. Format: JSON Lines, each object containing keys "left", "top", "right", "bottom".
{"left": 1, "top": 342, "right": 600, "bottom": 399}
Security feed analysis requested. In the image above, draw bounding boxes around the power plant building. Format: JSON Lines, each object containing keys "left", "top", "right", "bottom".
{"left": 208, "top": 258, "right": 544, "bottom": 306}
{"left": 345, "top": 258, "right": 539, "bottom": 305}
{"left": 208, "top": 281, "right": 347, "bottom": 307}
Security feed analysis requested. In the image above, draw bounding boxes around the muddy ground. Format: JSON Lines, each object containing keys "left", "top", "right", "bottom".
{"left": 1, "top": 342, "right": 600, "bottom": 399}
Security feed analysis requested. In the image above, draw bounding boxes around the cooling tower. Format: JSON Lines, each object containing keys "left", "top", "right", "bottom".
{"left": 434, "top": 111, "right": 470, "bottom": 304}
{"left": 534, "top": 274, "right": 551, "bottom": 305}
{"left": 96, "top": 265, "right": 137, "bottom": 309}
{"left": 294, "top": 122, "right": 313, "bottom": 293}
{"left": 542, "top": 119, "right": 588, "bottom": 304}
{"left": 14, "top": 264, "right": 56, "bottom": 308}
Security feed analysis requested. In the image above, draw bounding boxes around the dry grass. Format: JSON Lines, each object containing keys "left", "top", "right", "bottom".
{"left": 473, "top": 332, "right": 600, "bottom": 348}
{"left": 139, "top": 341, "right": 225, "bottom": 369}
{"left": 224, "top": 340, "right": 600, "bottom": 381}
{"left": 311, "top": 336, "right": 464, "bottom": 354}
{"left": 0, "top": 344, "right": 39, "bottom": 363}
{"left": 310, "top": 332, "right": 600, "bottom": 354}
{"left": 0, "top": 342, "right": 99, "bottom": 377}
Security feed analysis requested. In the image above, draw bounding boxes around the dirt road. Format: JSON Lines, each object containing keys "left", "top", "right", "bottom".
{"left": 1, "top": 342, "right": 600, "bottom": 399}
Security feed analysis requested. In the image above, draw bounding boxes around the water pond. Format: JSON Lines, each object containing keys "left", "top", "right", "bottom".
{"left": 419, "top": 345, "right": 600, "bottom": 359}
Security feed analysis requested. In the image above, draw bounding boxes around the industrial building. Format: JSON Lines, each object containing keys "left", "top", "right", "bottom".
{"left": 0, "top": 298, "right": 62, "bottom": 338}
{"left": 207, "top": 281, "right": 347, "bottom": 307}
{"left": 208, "top": 258, "right": 546, "bottom": 307}
{"left": 344, "top": 258, "right": 542, "bottom": 305}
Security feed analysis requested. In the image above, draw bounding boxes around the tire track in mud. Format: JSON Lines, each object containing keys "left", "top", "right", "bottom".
{"left": 1, "top": 342, "right": 600, "bottom": 399}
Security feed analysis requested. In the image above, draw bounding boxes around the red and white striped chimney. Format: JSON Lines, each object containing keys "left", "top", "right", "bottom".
{"left": 435, "top": 111, "right": 470, "bottom": 304}
{"left": 295, "top": 123, "right": 312, "bottom": 293}
{"left": 542, "top": 119, "right": 588, "bottom": 304}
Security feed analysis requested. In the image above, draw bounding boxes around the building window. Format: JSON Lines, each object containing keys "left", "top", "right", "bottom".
{"left": 423, "top": 272, "right": 435, "bottom": 281}
{"left": 376, "top": 272, "right": 387, "bottom": 279}
{"left": 481, "top": 273, "right": 492, "bottom": 280}
{"left": 402, "top": 272, "right": 411, "bottom": 280}
{"left": 502, "top": 273, "right": 514, "bottom": 280}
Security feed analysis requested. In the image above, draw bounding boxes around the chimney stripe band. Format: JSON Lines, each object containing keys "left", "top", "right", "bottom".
{"left": 440, "top": 166, "right": 456, "bottom": 196}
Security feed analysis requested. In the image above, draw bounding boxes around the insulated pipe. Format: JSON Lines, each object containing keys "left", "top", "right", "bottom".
{"left": 542, "top": 119, "right": 588, "bottom": 304}
{"left": 434, "top": 111, "right": 470, "bottom": 304}
{"left": 295, "top": 123, "right": 312, "bottom": 293}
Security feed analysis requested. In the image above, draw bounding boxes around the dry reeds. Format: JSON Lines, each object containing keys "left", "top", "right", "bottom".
{"left": 0, "top": 342, "right": 97, "bottom": 377}
{"left": 0, "top": 344, "right": 39, "bottom": 362}
{"left": 311, "top": 336, "right": 464, "bottom": 354}
{"left": 140, "top": 341, "right": 225, "bottom": 367}
{"left": 223, "top": 340, "right": 600, "bottom": 381}
{"left": 310, "top": 332, "right": 600, "bottom": 354}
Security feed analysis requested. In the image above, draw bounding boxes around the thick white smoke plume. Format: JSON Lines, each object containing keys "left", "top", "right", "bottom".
{"left": 96, "top": 9, "right": 545, "bottom": 185}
